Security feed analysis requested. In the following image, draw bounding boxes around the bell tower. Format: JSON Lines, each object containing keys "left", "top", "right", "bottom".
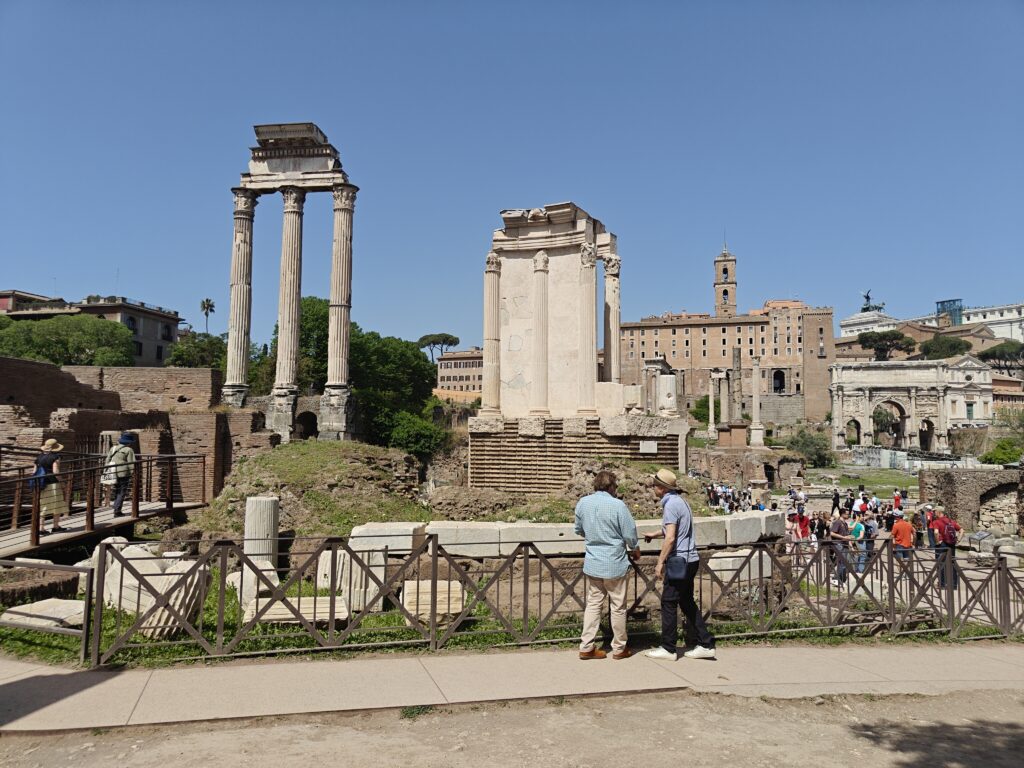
{"left": 714, "top": 245, "right": 737, "bottom": 317}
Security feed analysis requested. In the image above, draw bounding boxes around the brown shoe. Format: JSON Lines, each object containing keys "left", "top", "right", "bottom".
{"left": 612, "top": 647, "right": 633, "bottom": 660}
{"left": 579, "top": 648, "right": 607, "bottom": 660}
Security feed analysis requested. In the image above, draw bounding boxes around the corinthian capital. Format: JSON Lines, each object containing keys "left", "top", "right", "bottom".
{"left": 232, "top": 188, "right": 259, "bottom": 216}
{"left": 332, "top": 185, "right": 357, "bottom": 211}
{"left": 580, "top": 243, "right": 597, "bottom": 268}
{"left": 485, "top": 251, "right": 501, "bottom": 273}
{"left": 281, "top": 187, "right": 307, "bottom": 213}
{"left": 603, "top": 254, "right": 620, "bottom": 277}
{"left": 533, "top": 250, "right": 549, "bottom": 272}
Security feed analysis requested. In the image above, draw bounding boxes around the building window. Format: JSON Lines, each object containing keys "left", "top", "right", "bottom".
{"left": 132, "top": 341, "right": 143, "bottom": 356}
{"left": 156, "top": 345, "right": 163, "bottom": 361}
{"left": 126, "top": 316, "right": 138, "bottom": 334}
{"left": 640, "top": 329, "right": 645, "bottom": 336}
{"left": 161, "top": 324, "right": 172, "bottom": 341}
{"left": 671, "top": 328, "right": 676, "bottom": 335}
{"left": 702, "top": 350, "right": 707, "bottom": 357}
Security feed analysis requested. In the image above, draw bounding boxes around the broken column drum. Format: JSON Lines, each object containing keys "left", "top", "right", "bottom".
{"left": 243, "top": 496, "right": 280, "bottom": 563}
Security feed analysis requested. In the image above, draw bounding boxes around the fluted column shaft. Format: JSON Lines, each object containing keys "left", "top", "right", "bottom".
{"left": 480, "top": 253, "right": 501, "bottom": 415}
{"left": 529, "top": 251, "right": 550, "bottom": 415}
{"left": 273, "top": 187, "right": 305, "bottom": 393}
{"left": 327, "top": 185, "right": 357, "bottom": 388}
{"left": 750, "top": 358, "right": 765, "bottom": 447}
{"left": 707, "top": 374, "right": 717, "bottom": 438}
{"left": 223, "top": 189, "right": 258, "bottom": 401}
{"left": 577, "top": 244, "right": 598, "bottom": 415}
{"left": 603, "top": 255, "right": 621, "bottom": 383}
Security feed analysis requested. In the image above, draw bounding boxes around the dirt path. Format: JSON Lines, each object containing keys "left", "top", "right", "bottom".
{"left": 2, "top": 688, "right": 1021, "bottom": 768}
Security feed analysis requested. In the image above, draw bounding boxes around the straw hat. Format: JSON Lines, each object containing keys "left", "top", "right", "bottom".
{"left": 653, "top": 468, "right": 678, "bottom": 490}
{"left": 40, "top": 438, "right": 64, "bottom": 452}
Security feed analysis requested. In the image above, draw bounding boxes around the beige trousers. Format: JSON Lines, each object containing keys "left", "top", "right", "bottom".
{"left": 579, "top": 575, "right": 629, "bottom": 653}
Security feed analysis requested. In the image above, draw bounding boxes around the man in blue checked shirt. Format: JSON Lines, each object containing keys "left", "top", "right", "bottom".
{"left": 574, "top": 470, "right": 640, "bottom": 660}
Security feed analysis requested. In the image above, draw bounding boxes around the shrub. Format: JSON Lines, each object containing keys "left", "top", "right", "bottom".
{"left": 980, "top": 438, "right": 1023, "bottom": 466}
{"left": 786, "top": 428, "right": 835, "bottom": 468}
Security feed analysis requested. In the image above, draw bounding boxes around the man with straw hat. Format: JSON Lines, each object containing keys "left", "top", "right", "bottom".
{"left": 644, "top": 468, "right": 716, "bottom": 661}
{"left": 34, "top": 438, "right": 65, "bottom": 535}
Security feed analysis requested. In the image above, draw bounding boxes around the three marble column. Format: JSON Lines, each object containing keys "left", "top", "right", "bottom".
{"left": 603, "top": 254, "right": 621, "bottom": 384}
{"left": 480, "top": 252, "right": 502, "bottom": 416}
{"left": 529, "top": 251, "right": 550, "bottom": 415}
{"left": 577, "top": 244, "right": 598, "bottom": 416}
{"left": 222, "top": 182, "right": 358, "bottom": 441}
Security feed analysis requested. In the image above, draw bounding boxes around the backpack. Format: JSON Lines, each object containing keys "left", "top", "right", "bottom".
{"left": 27, "top": 465, "right": 46, "bottom": 491}
{"left": 941, "top": 519, "right": 959, "bottom": 546}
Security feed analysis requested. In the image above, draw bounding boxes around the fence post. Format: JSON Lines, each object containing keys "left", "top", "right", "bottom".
{"left": 522, "top": 544, "right": 531, "bottom": 638}
{"left": 91, "top": 543, "right": 108, "bottom": 667}
{"left": 997, "top": 555, "right": 1012, "bottom": 637}
{"left": 131, "top": 461, "right": 141, "bottom": 518}
{"left": 80, "top": 566, "right": 94, "bottom": 665}
{"left": 944, "top": 548, "right": 955, "bottom": 634}
{"left": 429, "top": 534, "right": 439, "bottom": 651}
{"left": 85, "top": 469, "right": 95, "bottom": 532}
{"left": 165, "top": 458, "right": 174, "bottom": 514}
{"left": 30, "top": 486, "right": 40, "bottom": 547}
{"left": 11, "top": 473, "right": 22, "bottom": 530}
{"left": 885, "top": 538, "right": 896, "bottom": 634}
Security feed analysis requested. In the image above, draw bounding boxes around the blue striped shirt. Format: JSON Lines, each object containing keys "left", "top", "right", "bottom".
{"left": 574, "top": 491, "right": 639, "bottom": 579}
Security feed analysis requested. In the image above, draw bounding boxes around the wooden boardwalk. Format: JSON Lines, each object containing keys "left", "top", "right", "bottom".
{"left": 0, "top": 501, "right": 203, "bottom": 559}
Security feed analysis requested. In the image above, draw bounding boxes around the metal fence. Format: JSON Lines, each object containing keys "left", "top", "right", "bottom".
{"left": 81, "top": 535, "right": 1024, "bottom": 667}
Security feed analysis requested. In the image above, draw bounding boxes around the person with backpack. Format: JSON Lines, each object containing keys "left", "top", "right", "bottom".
{"left": 33, "top": 438, "right": 65, "bottom": 535}
{"left": 932, "top": 508, "right": 962, "bottom": 589}
{"left": 102, "top": 433, "right": 137, "bottom": 517}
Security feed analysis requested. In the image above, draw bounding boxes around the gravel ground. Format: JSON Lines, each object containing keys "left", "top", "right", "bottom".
{"left": 1, "top": 687, "right": 1022, "bottom": 768}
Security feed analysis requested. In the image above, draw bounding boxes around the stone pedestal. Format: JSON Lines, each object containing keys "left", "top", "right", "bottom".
{"left": 267, "top": 390, "right": 297, "bottom": 441}
{"left": 319, "top": 385, "right": 353, "bottom": 440}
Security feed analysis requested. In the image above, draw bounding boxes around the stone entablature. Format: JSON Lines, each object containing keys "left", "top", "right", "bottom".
{"left": 830, "top": 355, "right": 994, "bottom": 453}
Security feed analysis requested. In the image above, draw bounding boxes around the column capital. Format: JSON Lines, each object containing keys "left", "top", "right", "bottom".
{"left": 485, "top": 251, "right": 501, "bottom": 274}
{"left": 232, "top": 188, "right": 259, "bottom": 217}
{"left": 281, "top": 187, "right": 306, "bottom": 213}
{"left": 533, "top": 250, "right": 549, "bottom": 272}
{"left": 603, "top": 254, "right": 620, "bottom": 277}
{"left": 332, "top": 185, "right": 357, "bottom": 211}
{"left": 580, "top": 242, "right": 597, "bottom": 268}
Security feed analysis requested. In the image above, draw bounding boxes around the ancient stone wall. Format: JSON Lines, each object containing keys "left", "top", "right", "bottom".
{"left": 760, "top": 393, "right": 806, "bottom": 425}
{"left": 918, "top": 468, "right": 1023, "bottom": 533}
{"left": 0, "top": 357, "right": 121, "bottom": 427}
{"left": 63, "top": 366, "right": 222, "bottom": 412}
{"left": 691, "top": 447, "right": 804, "bottom": 489}
{"left": 469, "top": 419, "right": 680, "bottom": 495}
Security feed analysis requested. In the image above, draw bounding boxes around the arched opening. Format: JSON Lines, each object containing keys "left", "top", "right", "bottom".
{"left": 772, "top": 370, "right": 786, "bottom": 394}
{"left": 763, "top": 463, "right": 776, "bottom": 489}
{"left": 722, "top": 289, "right": 730, "bottom": 305}
{"left": 919, "top": 419, "right": 935, "bottom": 452}
{"left": 872, "top": 400, "right": 907, "bottom": 449}
{"left": 293, "top": 411, "right": 319, "bottom": 441}
{"left": 845, "top": 419, "right": 862, "bottom": 446}
{"left": 722, "top": 267, "right": 729, "bottom": 281}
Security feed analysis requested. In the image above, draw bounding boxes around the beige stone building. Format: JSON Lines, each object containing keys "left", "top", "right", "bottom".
{"left": 619, "top": 248, "right": 835, "bottom": 423}
{"left": 830, "top": 355, "right": 995, "bottom": 453}
{"left": 0, "top": 290, "right": 182, "bottom": 367}
{"left": 835, "top": 317, "right": 1004, "bottom": 362}
{"left": 435, "top": 347, "right": 483, "bottom": 395}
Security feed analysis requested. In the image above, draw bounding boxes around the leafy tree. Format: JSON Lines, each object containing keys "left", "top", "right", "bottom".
{"left": 388, "top": 411, "right": 448, "bottom": 459}
{"left": 0, "top": 315, "right": 134, "bottom": 366}
{"left": 416, "top": 333, "right": 460, "bottom": 363}
{"left": 980, "top": 438, "right": 1024, "bottom": 466}
{"left": 785, "top": 428, "right": 835, "bottom": 468}
{"left": 978, "top": 340, "right": 1024, "bottom": 374}
{"left": 857, "top": 330, "right": 917, "bottom": 361}
{"left": 167, "top": 332, "right": 227, "bottom": 370}
{"left": 200, "top": 298, "right": 215, "bottom": 334}
{"left": 872, "top": 406, "right": 897, "bottom": 435}
{"left": 688, "top": 395, "right": 721, "bottom": 425}
{"left": 919, "top": 334, "right": 972, "bottom": 360}
{"left": 994, "top": 406, "right": 1024, "bottom": 439}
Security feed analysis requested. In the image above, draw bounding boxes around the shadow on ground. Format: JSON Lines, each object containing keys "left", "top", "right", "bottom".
{"left": 850, "top": 703, "right": 1024, "bottom": 768}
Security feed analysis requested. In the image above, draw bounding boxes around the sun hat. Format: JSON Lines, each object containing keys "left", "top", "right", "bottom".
{"left": 39, "top": 438, "right": 64, "bottom": 452}
{"left": 894, "top": 509, "right": 904, "bottom": 517}
{"left": 653, "top": 468, "right": 678, "bottom": 490}
{"left": 118, "top": 432, "right": 135, "bottom": 445}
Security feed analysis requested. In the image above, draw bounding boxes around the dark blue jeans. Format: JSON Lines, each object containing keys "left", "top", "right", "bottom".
{"left": 661, "top": 559, "right": 715, "bottom": 654}
{"left": 112, "top": 477, "right": 131, "bottom": 514}
{"left": 936, "top": 543, "right": 959, "bottom": 589}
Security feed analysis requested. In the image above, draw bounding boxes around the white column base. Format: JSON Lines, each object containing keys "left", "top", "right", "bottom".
{"left": 749, "top": 424, "right": 765, "bottom": 447}
{"left": 221, "top": 384, "right": 249, "bottom": 408}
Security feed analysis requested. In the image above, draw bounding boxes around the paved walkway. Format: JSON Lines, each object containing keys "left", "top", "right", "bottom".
{"left": 1, "top": 643, "right": 1023, "bottom": 732}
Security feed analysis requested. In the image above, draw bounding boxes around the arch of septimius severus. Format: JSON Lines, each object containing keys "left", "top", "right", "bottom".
{"left": 222, "top": 123, "right": 356, "bottom": 441}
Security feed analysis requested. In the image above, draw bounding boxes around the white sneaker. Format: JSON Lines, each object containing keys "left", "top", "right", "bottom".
{"left": 645, "top": 647, "right": 678, "bottom": 661}
{"left": 682, "top": 645, "right": 716, "bottom": 660}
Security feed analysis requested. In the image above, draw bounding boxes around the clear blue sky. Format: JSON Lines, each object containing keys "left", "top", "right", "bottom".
{"left": 2, "top": 1, "right": 1021, "bottom": 348}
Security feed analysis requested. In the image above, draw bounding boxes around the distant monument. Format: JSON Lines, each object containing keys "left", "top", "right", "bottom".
{"left": 860, "top": 289, "right": 886, "bottom": 313}
{"left": 221, "top": 123, "right": 357, "bottom": 442}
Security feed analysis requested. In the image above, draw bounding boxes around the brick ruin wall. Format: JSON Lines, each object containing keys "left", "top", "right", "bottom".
{"left": 918, "top": 468, "right": 1024, "bottom": 534}
{"left": 0, "top": 357, "right": 121, "bottom": 425}
{"left": 63, "top": 366, "right": 222, "bottom": 412}
{"left": 691, "top": 447, "right": 804, "bottom": 489}
{"left": 469, "top": 419, "right": 680, "bottom": 495}
{"left": 759, "top": 394, "right": 806, "bottom": 426}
